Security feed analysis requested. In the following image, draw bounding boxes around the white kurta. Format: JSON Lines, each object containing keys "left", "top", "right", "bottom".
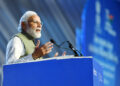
{"left": 6, "top": 37, "right": 34, "bottom": 64}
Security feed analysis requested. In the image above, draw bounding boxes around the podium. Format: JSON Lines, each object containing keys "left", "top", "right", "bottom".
{"left": 3, "top": 56, "right": 104, "bottom": 86}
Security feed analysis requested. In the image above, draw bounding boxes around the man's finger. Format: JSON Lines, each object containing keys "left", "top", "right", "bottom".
{"left": 62, "top": 51, "right": 66, "bottom": 56}
{"left": 41, "top": 47, "right": 52, "bottom": 54}
{"left": 41, "top": 46, "right": 53, "bottom": 52}
{"left": 44, "top": 42, "right": 53, "bottom": 46}
{"left": 46, "top": 49, "right": 52, "bottom": 54}
{"left": 44, "top": 42, "right": 51, "bottom": 46}
{"left": 36, "top": 40, "right": 40, "bottom": 48}
{"left": 47, "top": 43, "right": 53, "bottom": 48}
{"left": 47, "top": 46, "right": 53, "bottom": 50}
{"left": 42, "top": 43, "right": 53, "bottom": 49}
{"left": 54, "top": 52, "right": 59, "bottom": 57}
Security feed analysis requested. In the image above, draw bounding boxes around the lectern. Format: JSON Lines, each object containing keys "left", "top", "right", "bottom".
{"left": 3, "top": 56, "right": 104, "bottom": 86}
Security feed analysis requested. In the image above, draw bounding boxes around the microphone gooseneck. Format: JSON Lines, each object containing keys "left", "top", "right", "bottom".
{"left": 50, "top": 39, "right": 83, "bottom": 56}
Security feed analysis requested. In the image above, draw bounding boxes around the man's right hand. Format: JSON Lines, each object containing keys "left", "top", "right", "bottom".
{"left": 32, "top": 40, "right": 53, "bottom": 60}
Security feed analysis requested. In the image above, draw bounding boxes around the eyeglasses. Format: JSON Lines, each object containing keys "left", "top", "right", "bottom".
{"left": 30, "top": 20, "right": 43, "bottom": 27}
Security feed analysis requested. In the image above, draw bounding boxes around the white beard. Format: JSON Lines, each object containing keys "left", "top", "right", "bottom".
{"left": 26, "top": 27, "right": 41, "bottom": 38}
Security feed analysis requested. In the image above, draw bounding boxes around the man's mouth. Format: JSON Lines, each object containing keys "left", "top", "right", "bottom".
{"left": 36, "top": 29, "right": 41, "bottom": 32}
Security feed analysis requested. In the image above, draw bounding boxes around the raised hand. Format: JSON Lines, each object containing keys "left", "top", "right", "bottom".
{"left": 32, "top": 41, "right": 53, "bottom": 60}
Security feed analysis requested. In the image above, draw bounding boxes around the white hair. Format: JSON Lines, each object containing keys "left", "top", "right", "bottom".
{"left": 18, "top": 11, "right": 38, "bottom": 32}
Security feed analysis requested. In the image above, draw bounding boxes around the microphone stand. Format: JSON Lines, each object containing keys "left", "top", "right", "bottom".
{"left": 50, "top": 39, "right": 83, "bottom": 56}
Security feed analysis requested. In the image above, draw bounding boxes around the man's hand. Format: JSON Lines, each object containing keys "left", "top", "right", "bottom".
{"left": 32, "top": 40, "right": 53, "bottom": 60}
{"left": 54, "top": 51, "right": 66, "bottom": 57}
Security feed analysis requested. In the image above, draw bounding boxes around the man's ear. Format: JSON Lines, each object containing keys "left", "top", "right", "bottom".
{"left": 21, "top": 22, "right": 27, "bottom": 31}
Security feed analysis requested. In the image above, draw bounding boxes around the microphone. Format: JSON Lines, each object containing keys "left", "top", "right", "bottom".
{"left": 50, "top": 39, "right": 60, "bottom": 47}
{"left": 50, "top": 39, "right": 83, "bottom": 56}
{"left": 67, "top": 41, "right": 83, "bottom": 56}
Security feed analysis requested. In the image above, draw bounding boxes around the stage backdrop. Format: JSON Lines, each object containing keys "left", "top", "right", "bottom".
{"left": 0, "top": 0, "right": 86, "bottom": 86}
{"left": 76, "top": 0, "right": 120, "bottom": 86}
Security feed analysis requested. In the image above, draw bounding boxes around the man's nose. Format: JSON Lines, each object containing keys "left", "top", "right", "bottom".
{"left": 37, "top": 23, "right": 42, "bottom": 28}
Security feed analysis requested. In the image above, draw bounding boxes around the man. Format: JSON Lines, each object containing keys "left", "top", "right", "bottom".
{"left": 6, "top": 11, "right": 65, "bottom": 64}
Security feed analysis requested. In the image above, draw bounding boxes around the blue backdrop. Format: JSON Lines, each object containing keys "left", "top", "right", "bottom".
{"left": 76, "top": 0, "right": 120, "bottom": 86}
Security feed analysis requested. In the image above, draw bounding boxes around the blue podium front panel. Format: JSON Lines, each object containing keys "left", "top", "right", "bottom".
{"left": 3, "top": 57, "right": 102, "bottom": 86}
{"left": 93, "top": 59, "right": 104, "bottom": 86}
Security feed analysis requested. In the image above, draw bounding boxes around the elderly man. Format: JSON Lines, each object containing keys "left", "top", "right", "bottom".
{"left": 6, "top": 11, "right": 65, "bottom": 64}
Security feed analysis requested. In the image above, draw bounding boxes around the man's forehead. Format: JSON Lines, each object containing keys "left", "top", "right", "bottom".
{"left": 28, "top": 15, "right": 41, "bottom": 22}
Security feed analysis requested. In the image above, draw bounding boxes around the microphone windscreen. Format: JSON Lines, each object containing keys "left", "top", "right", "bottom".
{"left": 50, "top": 39, "right": 60, "bottom": 47}
{"left": 50, "top": 39, "right": 55, "bottom": 44}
